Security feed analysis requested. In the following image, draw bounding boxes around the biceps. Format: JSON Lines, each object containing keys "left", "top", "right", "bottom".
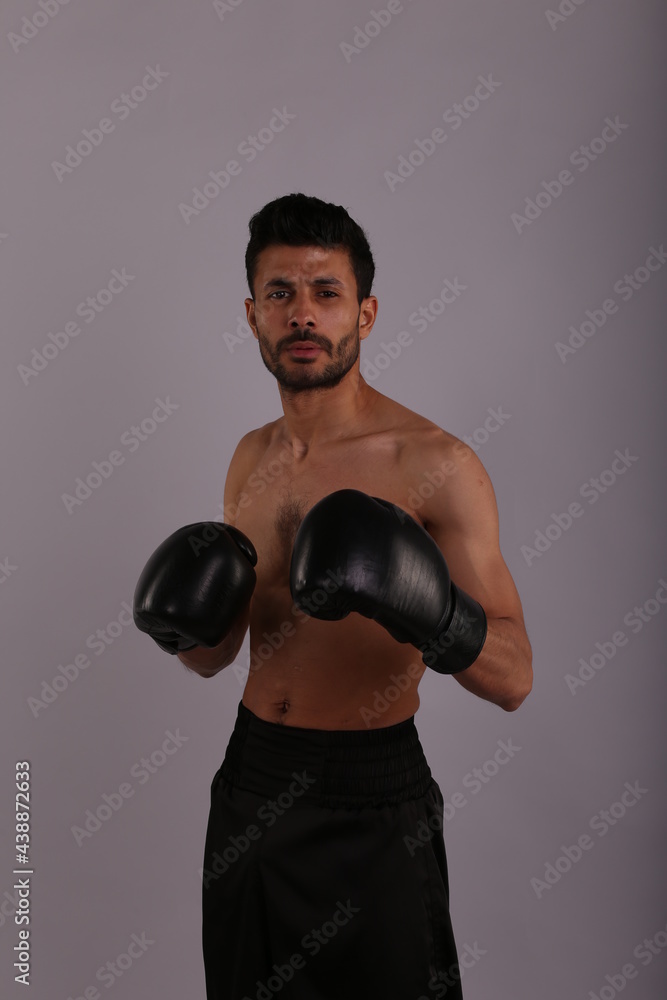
{"left": 223, "top": 475, "right": 240, "bottom": 524}
{"left": 223, "top": 434, "right": 255, "bottom": 524}
{"left": 434, "top": 528, "right": 525, "bottom": 623}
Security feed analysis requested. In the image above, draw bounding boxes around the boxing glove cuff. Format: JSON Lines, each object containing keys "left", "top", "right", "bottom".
{"left": 418, "top": 582, "right": 488, "bottom": 675}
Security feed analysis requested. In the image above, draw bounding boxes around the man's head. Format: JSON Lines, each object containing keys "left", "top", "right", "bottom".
{"left": 245, "top": 192, "right": 375, "bottom": 306}
{"left": 243, "top": 193, "right": 378, "bottom": 394}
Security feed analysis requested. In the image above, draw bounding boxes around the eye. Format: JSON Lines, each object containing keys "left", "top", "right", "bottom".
{"left": 268, "top": 290, "right": 338, "bottom": 299}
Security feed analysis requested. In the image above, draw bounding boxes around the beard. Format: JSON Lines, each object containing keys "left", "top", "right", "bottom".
{"left": 255, "top": 318, "right": 361, "bottom": 393}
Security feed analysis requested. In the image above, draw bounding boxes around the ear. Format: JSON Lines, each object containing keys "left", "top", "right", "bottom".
{"left": 244, "top": 298, "right": 259, "bottom": 340}
{"left": 358, "top": 296, "right": 378, "bottom": 341}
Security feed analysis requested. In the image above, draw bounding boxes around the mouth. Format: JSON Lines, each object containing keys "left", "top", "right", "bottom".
{"left": 286, "top": 343, "right": 323, "bottom": 357}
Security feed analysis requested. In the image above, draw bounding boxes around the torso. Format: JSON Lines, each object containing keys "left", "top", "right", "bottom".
{"left": 231, "top": 392, "right": 454, "bottom": 729}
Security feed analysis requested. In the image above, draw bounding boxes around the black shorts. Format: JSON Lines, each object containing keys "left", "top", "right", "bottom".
{"left": 202, "top": 700, "right": 463, "bottom": 1000}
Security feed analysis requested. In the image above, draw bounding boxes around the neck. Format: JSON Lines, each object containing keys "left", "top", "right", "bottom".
{"left": 277, "top": 367, "right": 377, "bottom": 455}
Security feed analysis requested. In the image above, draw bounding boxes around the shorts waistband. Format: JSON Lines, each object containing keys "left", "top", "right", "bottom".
{"left": 218, "top": 700, "right": 433, "bottom": 807}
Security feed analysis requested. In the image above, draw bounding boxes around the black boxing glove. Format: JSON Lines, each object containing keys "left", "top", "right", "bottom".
{"left": 289, "top": 489, "right": 487, "bottom": 674}
{"left": 133, "top": 522, "right": 257, "bottom": 655}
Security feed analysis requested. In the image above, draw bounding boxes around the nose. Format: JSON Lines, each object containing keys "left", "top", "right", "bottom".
{"left": 288, "top": 289, "right": 316, "bottom": 329}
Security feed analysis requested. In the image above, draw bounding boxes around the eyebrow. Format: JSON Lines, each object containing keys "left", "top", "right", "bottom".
{"left": 262, "top": 276, "right": 346, "bottom": 291}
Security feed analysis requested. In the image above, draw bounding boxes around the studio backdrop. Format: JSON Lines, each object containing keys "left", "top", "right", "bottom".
{"left": 1, "top": 1, "right": 665, "bottom": 998}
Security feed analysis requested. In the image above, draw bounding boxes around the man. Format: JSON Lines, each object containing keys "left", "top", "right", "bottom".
{"left": 133, "top": 193, "right": 532, "bottom": 998}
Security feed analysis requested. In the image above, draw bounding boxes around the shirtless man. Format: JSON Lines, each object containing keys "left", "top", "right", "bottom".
{"left": 133, "top": 193, "right": 532, "bottom": 999}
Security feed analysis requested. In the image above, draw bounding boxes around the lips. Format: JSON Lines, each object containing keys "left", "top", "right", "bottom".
{"left": 287, "top": 343, "right": 322, "bottom": 355}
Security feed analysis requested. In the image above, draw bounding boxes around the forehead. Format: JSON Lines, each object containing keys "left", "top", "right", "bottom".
{"left": 255, "top": 244, "right": 354, "bottom": 284}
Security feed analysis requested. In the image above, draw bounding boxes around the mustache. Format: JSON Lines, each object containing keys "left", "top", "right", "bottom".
{"left": 281, "top": 331, "right": 330, "bottom": 350}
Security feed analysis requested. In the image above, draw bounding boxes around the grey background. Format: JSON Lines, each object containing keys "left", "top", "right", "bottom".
{"left": 2, "top": 0, "right": 666, "bottom": 997}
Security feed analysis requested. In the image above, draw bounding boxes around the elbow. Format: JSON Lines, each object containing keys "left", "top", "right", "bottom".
{"left": 501, "top": 689, "right": 529, "bottom": 712}
{"left": 501, "top": 659, "right": 533, "bottom": 712}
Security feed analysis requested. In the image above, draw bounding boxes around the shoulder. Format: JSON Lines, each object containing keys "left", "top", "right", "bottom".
{"left": 388, "top": 395, "right": 477, "bottom": 477}
{"left": 398, "top": 418, "right": 496, "bottom": 535}
{"left": 223, "top": 420, "right": 280, "bottom": 511}
{"left": 230, "top": 418, "right": 280, "bottom": 463}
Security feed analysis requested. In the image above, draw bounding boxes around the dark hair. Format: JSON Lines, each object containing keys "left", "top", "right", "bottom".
{"left": 245, "top": 192, "right": 375, "bottom": 305}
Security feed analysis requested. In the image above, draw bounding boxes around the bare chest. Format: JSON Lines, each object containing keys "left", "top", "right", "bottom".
{"left": 231, "top": 439, "right": 424, "bottom": 590}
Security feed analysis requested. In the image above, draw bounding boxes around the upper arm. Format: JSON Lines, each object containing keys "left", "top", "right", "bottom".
{"left": 413, "top": 433, "right": 527, "bottom": 626}
{"left": 223, "top": 429, "right": 263, "bottom": 525}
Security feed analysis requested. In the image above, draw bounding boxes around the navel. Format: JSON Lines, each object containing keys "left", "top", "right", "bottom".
{"left": 272, "top": 697, "right": 291, "bottom": 723}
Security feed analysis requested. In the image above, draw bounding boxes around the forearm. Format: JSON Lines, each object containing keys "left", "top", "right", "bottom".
{"left": 451, "top": 616, "right": 532, "bottom": 711}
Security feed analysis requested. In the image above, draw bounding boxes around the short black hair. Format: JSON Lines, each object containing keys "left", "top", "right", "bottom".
{"left": 245, "top": 192, "right": 375, "bottom": 305}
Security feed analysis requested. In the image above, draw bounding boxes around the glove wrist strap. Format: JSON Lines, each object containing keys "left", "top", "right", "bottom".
{"left": 419, "top": 583, "right": 488, "bottom": 675}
